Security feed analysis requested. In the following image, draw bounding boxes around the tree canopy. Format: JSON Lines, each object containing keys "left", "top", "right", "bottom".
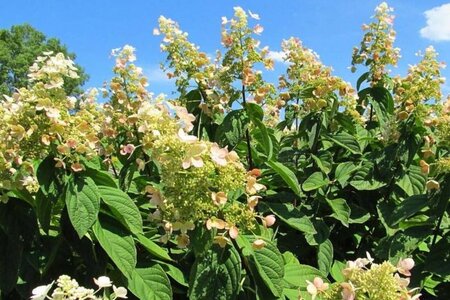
{"left": 0, "top": 24, "right": 88, "bottom": 96}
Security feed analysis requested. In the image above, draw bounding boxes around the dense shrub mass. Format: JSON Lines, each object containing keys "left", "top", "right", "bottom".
{"left": 0, "top": 2, "right": 449, "bottom": 299}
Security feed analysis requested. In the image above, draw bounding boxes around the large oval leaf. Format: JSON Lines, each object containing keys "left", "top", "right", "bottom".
{"left": 326, "top": 198, "right": 351, "bottom": 227}
{"left": 236, "top": 236, "right": 284, "bottom": 298}
{"left": 266, "top": 160, "right": 301, "bottom": 196}
{"left": 65, "top": 176, "right": 100, "bottom": 238}
{"left": 189, "top": 244, "right": 241, "bottom": 300}
{"left": 127, "top": 264, "right": 172, "bottom": 300}
{"left": 98, "top": 186, "right": 143, "bottom": 234}
{"left": 302, "top": 172, "right": 328, "bottom": 192}
{"left": 317, "top": 239, "right": 333, "bottom": 275}
{"left": 93, "top": 219, "right": 136, "bottom": 277}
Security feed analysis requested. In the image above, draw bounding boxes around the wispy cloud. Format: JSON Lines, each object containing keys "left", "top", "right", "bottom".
{"left": 420, "top": 3, "right": 450, "bottom": 41}
{"left": 145, "top": 66, "right": 172, "bottom": 84}
{"left": 267, "top": 50, "right": 287, "bottom": 64}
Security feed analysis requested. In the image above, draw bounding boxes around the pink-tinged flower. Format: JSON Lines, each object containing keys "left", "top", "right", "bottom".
{"left": 252, "top": 239, "right": 266, "bottom": 250}
{"left": 211, "top": 191, "right": 227, "bottom": 206}
{"left": 54, "top": 158, "right": 66, "bottom": 169}
{"left": 94, "top": 276, "right": 112, "bottom": 288}
{"left": 113, "top": 285, "right": 128, "bottom": 299}
{"left": 210, "top": 143, "right": 228, "bottom": 166}
{"left": 214, "top": 235, "right": 230, "bottom": 248}
{"left": 152, "top": 28, "right": 160, "bottom": 35}
{"left": 253, "top": 24, "right": 264, "bottom": 35}
{"left": 46, "top": 107, "right": 60, "bottom": 119}
{"left": 145, "top": 186, "right": 163, "bottom": 206}
{"left": 426, "top": 180, "right": 440, "bottom": 191}
{"left": 120, "top": 144, "right": 135, "bottom": 156}
{"left": 419, "top": 160, "right": 429, "bottom": 175}
{"left": 221, "top": 33, "right": 233, "bottom": 47}
{"left": 341, "top": 282, "right": 356, "bottom": 300}
{"left": 178, "top": 128, "right": 197, "bottom": 143}
{"left": 182, "top": 143, "right": 207, "bottom": 169}
{"left": 229, "top": 226, "right": 239, "bottom": 239}
{"left": 206, "top": 218, "right": 227, "bottom": 230}
{"left": 263, "top": 215, "right": 276, "bottom": 227}
{"left": 41, "top": 135, "right": 51, "bottom": 146}
{"left": 247, "top": 195, "right": 261, "bottom": 210}
{"left": 246, "top": 176, "right": 265, "bottom": 195}
{"left": 71, "top": 163, "right": 84, "bottom": 172}
{"left": 397, "top": 258, "right": 415, "bottom": 277}
{"left": 66, "top": 139, "right": 77, "bottom": 149}
{"left": 136, "top": 158, "right": 145, "bottom": 171}
{"left": 175, "top": 106, "right": 196, "bottom": 132}
{"left": 394, "top": 273, "right": 410, "bottom": 288}
{"left": 306, "top": 277, "right": 329, "bottom": 300}
{"left": 422, "top": 149, "right": 434, "bottom": 159}
{"left": 176, "top": 233, "right": 190, "bottom": 248}
{"left": 226, "top": 151, "right": 239, "bottom": 162}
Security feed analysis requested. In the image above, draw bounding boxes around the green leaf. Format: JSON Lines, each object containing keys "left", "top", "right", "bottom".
{"left": 356, "top": 71, "right": 370, "bottom": 91}
{"left": 266, "top": 160, "right": 301, "bottom": 196}
{"left": 246, "top": 102, "right": 264, "bottom": 121}
{"left": 135, "top": 233, "right": 172, "bottom": 262}
{"left": 424, "top": 235, "right": 450, "bottom": 279}
{"left": 334, "top": 162, "right": 359, "bottom": 186}
{"left": 85, "top": 168, "right": 118, "bottom": 188}
{"left": 330, "top": 260, "right": 346, "bottom": 282}
{"left": 127, "top": 264, "right": 172, "bottom": 300}
{"left": 317, "top": 239, "right": 333, "bottom": 275}
{"left": 251, "top": 117, "right": 273, "bottom": 160}
{"left": 326, "top": 198, "right": 351, "bottom": 227}
{"left": 159, "top": 261, "right": 188, "bottom": 287}
{"left": 371, "top": 86, "right": 394, "bottom": 114}
{"left": 396, "top": 166, "right": 426, "bottom": 196}
{"left": 305, "top": 220, "right": 330, "bottom": 246}
{"left": 189, "top": 245, "right": 241, "bottom": 300}
{"left": 93, "top": 219, "right": 136, "bottom": 277}
{"left": 348, "top": 203, "right": 370, "bottom": 224}
{"left": 388, "top": 226, "right": 432, "bottom": 261}
{"left": 263, "top": 202, "right": 316, "bottom": 234}
{"left": 302, "top": 172, "right": 328, "bottom": 192}
{"left": 325, "top": 132, "right": 361, "bottom": 154}
{"left": 389, "top": 194, "right": 428, "bottom": 226}
{"left": 283, "top": 254, "right": 326, "bottom": 291}
{"left": 215, "top": 109, "right": 248, "bottom": 147}
{"left": 98, "top": 186, "right": 142, "bottom": 234}
{"left": 311, "top": 151, "right": 332, "bottom": 175}
{"left": 350, "top": 179, "right": 385, "bottom": 191}
{"left": 65, "top": 176, "right": 100, "bottom": 238}
{"left": 236, "top": 236, "right": 284, "bottom": 298}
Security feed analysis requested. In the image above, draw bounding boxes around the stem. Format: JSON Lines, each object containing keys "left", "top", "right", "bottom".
{"left": 432, "top": 194, "right": 449, "bottom": 247}
{"left": 242, "top": 84, "right": 254, "bottom": 170}
{"left": 121, "top": 75, "right": 153, "bottom": 177}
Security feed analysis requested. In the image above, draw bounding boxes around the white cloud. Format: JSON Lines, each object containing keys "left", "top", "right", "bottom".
{"left": 267, "top": 50, "right": 287, "bottom": 63}
{"left": 145, "top": 66, "right": 172, "bottom": 83}
{"left": 420, "top": 3, "right": 450, "bottom": 41}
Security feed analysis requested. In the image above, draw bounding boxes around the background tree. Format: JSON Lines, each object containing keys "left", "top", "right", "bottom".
{"left": 0, "top": 23, "right": 88, "bottom": 96}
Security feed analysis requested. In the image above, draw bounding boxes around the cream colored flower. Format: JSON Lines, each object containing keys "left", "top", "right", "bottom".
{"left": 94, "top": 276, "right": 112, "bottom": 288}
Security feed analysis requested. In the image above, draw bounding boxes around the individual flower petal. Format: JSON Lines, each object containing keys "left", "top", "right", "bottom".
{"left": 397, "top": 258, "right": 415, "bottom": 277}
{"left": 113, "top": 285, "right": 128, "bottom": 299}
{"left": 426, "top": 180, "right": 440, "bottom": 191}
{"left": 229, "top": 226, "right": 239, "bottom": 239}
{"left": 213, "top": 235, "right": 230, "bottom": 248}
{"left": 31, "top": 282, "right": 54, "bottom": 300}
{"left": 252, "top": 239, "right": 266, "bottom": 250}
{"left": 263, "top": 215, "right": 276, "bottom": 227}
{"left": 211, "top": 191, "right": 227, "bottom": 206}
{"left": 94, "top": 276, "right": 112, "bottom": 288}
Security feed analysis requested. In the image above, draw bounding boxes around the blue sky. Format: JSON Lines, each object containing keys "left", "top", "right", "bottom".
{"left": 1, "top": 1, "right": 450, "bottom": 96}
